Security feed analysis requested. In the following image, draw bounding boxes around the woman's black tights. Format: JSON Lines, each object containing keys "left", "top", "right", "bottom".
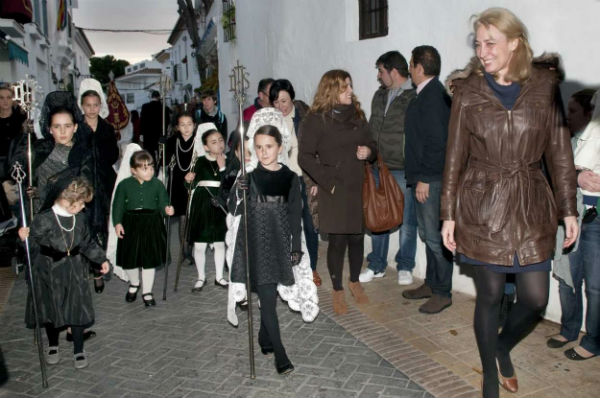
{"left": 473, "top": 267, "right": 549, "bottom": 398}
{"left": 327, "top": 233, "right": 364, "bottom": 291}
{"left": 45, "top": 325, "right": 85, "bottom": 354}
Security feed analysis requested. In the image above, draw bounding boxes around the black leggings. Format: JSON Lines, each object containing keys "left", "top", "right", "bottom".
{"left": 45, "top": 324, "right": 85, "bottom": 354}
{"left": 473, "top": 267, "right": 549, "bottom": 398}
{"left": 326, "top": 233, "right": 364, "bottom": 291}
{"left": 256, "top": 284, "right": 290, "bottom": 367}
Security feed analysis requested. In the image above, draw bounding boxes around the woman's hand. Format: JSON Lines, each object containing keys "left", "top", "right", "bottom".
{"left": 563, "top": 216, "right": 579, "bottom": 248}
{"left": 115, "top": 224, "right": 125, "bottom": 239}
{"left": 18, "top": 227, "right": 30, "bottom": 241}
{"left": 184, "top": 172, "right": 196, "bottom": 183}
{"left": 441, "top": 220, "right": 456, "bottom": 252}
{"left": 310, "top": 185, "right": 318, "bottom": 196}
{"left": 356, "top": 146, "right": 371, "bottom": 160}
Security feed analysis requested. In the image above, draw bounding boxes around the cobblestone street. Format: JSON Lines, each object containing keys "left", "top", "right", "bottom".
{"left": 0, "top": 257, "right": 430, "bottom": 398}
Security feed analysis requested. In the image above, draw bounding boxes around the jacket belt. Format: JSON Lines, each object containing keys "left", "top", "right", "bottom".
{"left": 467, "top": 158, "right": 541, "bottom": 232}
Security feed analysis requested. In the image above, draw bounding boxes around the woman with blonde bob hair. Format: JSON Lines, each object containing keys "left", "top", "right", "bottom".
{"left": 299, "top": 69, "right": 376, "bottom": 314}
{"left": 441, "top": 7, "right": 578, "bottom": 398}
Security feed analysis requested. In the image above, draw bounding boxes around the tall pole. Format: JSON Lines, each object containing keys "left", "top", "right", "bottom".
{"left": 12, "top": 163, "right": 48, "bottom": 388}
{"left": 229, "top": 60, "right": 255, "bottom": 379}
{"left": 163, "top": 156, "right": 175, "bottom": 301}
{"left": 12, "top": 77, "right": 40, "bottom": 221}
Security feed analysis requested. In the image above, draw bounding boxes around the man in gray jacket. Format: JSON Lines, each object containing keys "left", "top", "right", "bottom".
{"left": 359, "top": 51, "right": 418, "bottom": 286}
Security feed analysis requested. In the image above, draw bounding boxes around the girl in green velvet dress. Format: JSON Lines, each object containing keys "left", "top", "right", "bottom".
{"left": 112, "top": 150, "right": 174, "bottom": 306}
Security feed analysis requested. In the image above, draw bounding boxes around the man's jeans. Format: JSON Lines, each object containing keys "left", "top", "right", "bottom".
{"left": 558, "top": 215, "right": 600, "bottom": 355}
{"left": 367, "top": 169, "right": 417, "bottom": 273}
{"left": 414, "top": 181, "right": 453, "bottom": 297}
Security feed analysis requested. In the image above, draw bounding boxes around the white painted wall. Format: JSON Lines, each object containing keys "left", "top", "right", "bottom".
{"left": 217, "top": 0, "right": 600, "bottom": 325}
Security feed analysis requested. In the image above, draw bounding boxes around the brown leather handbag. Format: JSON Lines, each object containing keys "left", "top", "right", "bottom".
{"left": 363, "top": 155, "right": 404, "bottom": 232}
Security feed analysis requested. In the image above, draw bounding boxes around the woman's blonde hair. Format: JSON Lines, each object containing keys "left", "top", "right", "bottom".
{"left": 473, "top": 7, "right": 533, "bottom": 83}
{"left": 310, "top": 69, "right": 365, "bottom": 120}
{"left": 58, "top": 177, "right": 94, "bottom": 204}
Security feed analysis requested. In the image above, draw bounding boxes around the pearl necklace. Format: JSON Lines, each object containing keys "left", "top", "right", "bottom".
{"left": 54, "top": 212, "right": 76, "bottom": 256}
{"left": 176, "top": 137, "right": 194, "bottom": 172}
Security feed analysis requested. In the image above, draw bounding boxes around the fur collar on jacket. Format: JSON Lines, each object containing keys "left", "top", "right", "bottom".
{"left": 445, "top": 52, "right": 564, "bottom": 96}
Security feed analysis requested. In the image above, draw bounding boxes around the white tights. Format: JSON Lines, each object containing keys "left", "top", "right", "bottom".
{"left": 125, "top": 268, "right": 155, "bottom": 295}
{"left": 193, "top": 242, "right": 225, "bottom": 282}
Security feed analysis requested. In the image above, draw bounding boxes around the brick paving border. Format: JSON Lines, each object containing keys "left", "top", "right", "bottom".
{"left": 317, "top": 289, "right": 479, "bottom": 398}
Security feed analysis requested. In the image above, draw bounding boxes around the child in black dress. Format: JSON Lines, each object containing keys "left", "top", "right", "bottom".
{"left": 165, "top": 112, "right": 196, "bottom": 265}
{"left": 185, "top": 124, "right": 227, "bottom": 291}
{"left": 229, "top": 123, "right": 302, "bottom": 375}
{"left": 19, "top": 176, "right": 109, "bottom": 369}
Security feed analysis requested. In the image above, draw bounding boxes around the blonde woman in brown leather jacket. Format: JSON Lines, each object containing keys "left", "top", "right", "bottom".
{"left": 440, "top": 8, "right": 578, "bottom": 398}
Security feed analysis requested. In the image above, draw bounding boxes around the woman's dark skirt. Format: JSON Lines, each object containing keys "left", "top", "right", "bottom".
{"left": 117, "top": 209, "right": 166, "bottom": 269}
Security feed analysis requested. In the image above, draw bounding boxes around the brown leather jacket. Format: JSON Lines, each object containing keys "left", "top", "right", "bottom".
{"left": 441, "top": 61, "right": 577, "bottom": 266}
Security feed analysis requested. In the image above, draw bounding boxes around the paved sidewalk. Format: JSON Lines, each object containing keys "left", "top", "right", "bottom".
{"left": 0, "top": 256, "right": 429, "bottom": 398}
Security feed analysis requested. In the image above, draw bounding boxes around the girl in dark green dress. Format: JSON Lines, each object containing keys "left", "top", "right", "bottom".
{"left": 185, "top": 124, "right": 227, "bottom": 291}
{"left": 112, "top": 150, "right": 174, "bottom": 306}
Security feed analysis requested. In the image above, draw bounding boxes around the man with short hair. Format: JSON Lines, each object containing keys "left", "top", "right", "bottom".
{"left": 402, "top": 45, "right": 454, "bottom": 314}
{"left": 243, "top": 78, "right": 274, "bottom": 122}
{"left": 359, "top": 51, "right": 418, "bottom": 286}
{"left": 195, "top": 89, "right": 228, "bottom": 137}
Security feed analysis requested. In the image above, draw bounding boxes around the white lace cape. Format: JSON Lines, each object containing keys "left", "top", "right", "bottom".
{"left": 106, "top": 143, "right": 143, "bottom": 282}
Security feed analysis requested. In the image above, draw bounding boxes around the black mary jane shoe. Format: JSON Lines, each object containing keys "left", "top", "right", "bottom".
{"left": 125, "top": 284, "right": 140, "bottom": 302}
{"left": 142, "top": 293, "right": 156, "bottom": 307}
{"left": 261, "top": 346, "right": 274, "bottom": 355}
{"left": 94, "top": 278, "right": 105, "bottom": 294}
{"left": 66, "top": 330, "right": 97, "bottom": 342}
{"left": 276, "top": 360, "right": 295, "bottom": 375}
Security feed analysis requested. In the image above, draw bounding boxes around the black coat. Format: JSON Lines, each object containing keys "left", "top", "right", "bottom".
{"left": 404, "top": 77, "right": 452, "bottom": 185}
{"left": 140, "top": 100, "right": 170, "bottom": 154}
{"left": 87, "top": 117, "right": 119, "bottom": 242}
{"left": 25, "top": 209, "right": 107, "bottom": 328}
{"left": 165, "top": 132, "right": 195, "bottom": 216}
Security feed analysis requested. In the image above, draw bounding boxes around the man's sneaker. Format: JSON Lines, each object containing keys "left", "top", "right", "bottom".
{"left": 359, "top": 268, "right": 385, "bottom": 283}
{"left": 397, "top": 271, "right": 414, "bottom": 286}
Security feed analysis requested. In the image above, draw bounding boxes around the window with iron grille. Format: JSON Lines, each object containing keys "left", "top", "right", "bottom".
{"left": 222, "top": 0, "right": 236, "bottom": 42}
{"left": 359, "top": 0, "right": 388, "bottom": 40}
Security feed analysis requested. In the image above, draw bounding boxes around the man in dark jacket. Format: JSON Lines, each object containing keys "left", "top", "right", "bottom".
{"left": 140, "top": 90, "right": 170, "bottom": 161}
{"left": 402, "top": 45, "right": 453, "bottom": 314}
{"left": 359, "top": 51, "right": 418, "bottom": 287}
{"left": 195, "top": 89, "right": 227, "bottom": 138}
